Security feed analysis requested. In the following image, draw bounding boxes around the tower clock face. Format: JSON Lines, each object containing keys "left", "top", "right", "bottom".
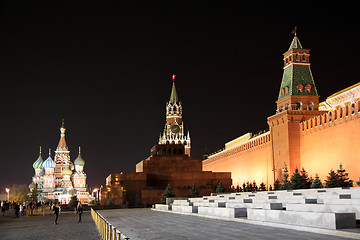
{"left": 170, "top": 124, "right": 180, "bottom": 134}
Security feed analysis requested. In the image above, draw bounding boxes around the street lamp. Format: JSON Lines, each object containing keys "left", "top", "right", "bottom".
{"left": 5, "top": 188, "right": 10, "bottom": 202}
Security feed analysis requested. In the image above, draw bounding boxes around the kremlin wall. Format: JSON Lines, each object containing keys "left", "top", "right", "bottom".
{"left": 203, "top": 35, "right": 360, "bottom": 189}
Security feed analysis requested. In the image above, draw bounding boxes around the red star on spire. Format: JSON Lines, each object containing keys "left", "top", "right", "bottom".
{"left": 172, "top": 74, "right": 176, "bottom": 80}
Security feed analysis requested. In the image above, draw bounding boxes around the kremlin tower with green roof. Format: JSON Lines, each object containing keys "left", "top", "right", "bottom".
{"left": 29, "top": 121, "right": 92, "bottom": 204}
{"left": 267, "top": 30, "right": 325, "bottom": 181}
{"left": 276, "top": 32, "right": 319, "bottom": 112}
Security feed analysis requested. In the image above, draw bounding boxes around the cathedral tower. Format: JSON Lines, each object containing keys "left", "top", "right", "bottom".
{"left": 268, "top": 31, "right": 324, "bottom": 181}
{"left": 158, "top": 74, "right": 191, "bottom": 156}
{"left": 54, "top": 120, "right": 73, "bottom": 187}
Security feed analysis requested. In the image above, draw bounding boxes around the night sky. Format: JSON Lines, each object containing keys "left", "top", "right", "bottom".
{"left": 0, "top": 2, "right": 359, "bottom": 192}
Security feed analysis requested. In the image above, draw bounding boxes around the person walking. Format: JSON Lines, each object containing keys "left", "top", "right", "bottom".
{"left": 1, "top": 201, "right": 5, "bottom": 216}
{"left": 76, "top": 201, "right": 83, "bottom": 223}
{"left": 19, "top": 204, "right": 24, "bottom": 219}
{"left": 53, "top": 204, "right": 60, "bottom": 224}
{"left": 14, "top": 203, "right": 20, "bottom": 218}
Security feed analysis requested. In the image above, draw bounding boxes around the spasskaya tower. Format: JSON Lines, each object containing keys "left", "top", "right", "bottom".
{"left": 158, "top": 74, "right": 191, "bottom": 156}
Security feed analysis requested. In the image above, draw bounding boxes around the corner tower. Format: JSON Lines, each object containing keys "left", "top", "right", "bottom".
{"left": 158, "top": 74, "right": 191, "bottom": 156}
{"left": 268, "top": 31, "right": 325, "bottom": 181}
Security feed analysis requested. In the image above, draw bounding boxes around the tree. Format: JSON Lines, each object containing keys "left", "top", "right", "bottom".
{"left": 30, "top": 185, "right": 39, "bottom": 202}
{"left": 337, "top": 164, "right": 353, "bottom": 187}
{"left": 300, "top": 168, "right": 311, "bottom": 189}
{"left": 162, "top": 184, "right": 175, "bottom": 203}
{"left": 188, "top": 183, "right": 200, "bottom": 198}
{"left": 245, "top": 181, "right": 252, "bottom": 192}
{"left": 290, "top": 168, "right": 311, "bottom": 189}
{"left": 325, "top": 164, "right": 353, "bottom": 188}
{"left": 356, "top": 178, "right": 360, "bottom": 187}
{"left": 68, "top": 195, "right": 78, "bottom": 208}
{"left": 215, "top": 181, "right": 225, "bottom": 193}
{"left": 252, "top": 180, "right": 258, "bottom": 192}
{"left": 325, "top": 169, "right": 340, "bottom": 188}
{"left": 259, "top": 182, "right": 267, "bottom": 191}
{"left": 310, "top": 174, "right": 323, "bottom": 188}
{"left": 11, "top": 184, "right": 29, "bottom": 203}
{"left": 281, "top": 166, "right": 292, "bottom": 190}
{"left": 235, "top": 185, "right": 241, "bottom": 192}
{"left": 242, "top": 182, "right": 246, "bottom": 192}
{"left": 274, "top": 179, "right": 281, "bottom": 190}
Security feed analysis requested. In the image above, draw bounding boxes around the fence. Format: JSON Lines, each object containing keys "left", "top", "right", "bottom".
{"left": 91, "top": 208, "right": 129, "bottom": 240}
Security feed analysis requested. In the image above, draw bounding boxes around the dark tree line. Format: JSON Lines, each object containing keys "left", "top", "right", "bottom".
{"left": 273, "top": 164, "right": 353, "bottom": 190}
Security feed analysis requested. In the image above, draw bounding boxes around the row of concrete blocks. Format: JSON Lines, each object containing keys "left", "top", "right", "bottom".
{"left": 155, "top": 203, "right": 356, "bottom": 230}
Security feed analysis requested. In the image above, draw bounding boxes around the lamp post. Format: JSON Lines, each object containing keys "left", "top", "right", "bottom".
{"left": 5, "top": 188, "right": 10, "bottom": 202}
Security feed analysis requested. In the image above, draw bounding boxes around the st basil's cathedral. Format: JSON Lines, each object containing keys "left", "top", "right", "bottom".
{"left": 29, "top": 121, "right": 92, "bottom": 204}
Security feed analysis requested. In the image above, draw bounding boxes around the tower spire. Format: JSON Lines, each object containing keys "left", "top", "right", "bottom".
{"left": 57, "top": 119, "right": 68, "bottom": 150}
{"left": 169, "top": 74, "right": 178, "bottom": 104}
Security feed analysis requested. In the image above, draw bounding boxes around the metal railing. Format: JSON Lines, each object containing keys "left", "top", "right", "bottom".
{"left": 91, "top": 208, "right": 129, "bottom": 240}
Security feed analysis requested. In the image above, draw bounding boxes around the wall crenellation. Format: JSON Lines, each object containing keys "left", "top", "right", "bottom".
{"left": 204, "top": 131, "right": 271, "bottom": 165}
{"left": 300, "top": 101, "right": 360, "bottom": 133}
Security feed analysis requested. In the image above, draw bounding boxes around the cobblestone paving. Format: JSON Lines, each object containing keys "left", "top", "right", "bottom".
{"left": 0, "top": 209, "right": 101, "bottom": 240}
{"left": 98, "top": 208, "right": 356, "bottom": 240}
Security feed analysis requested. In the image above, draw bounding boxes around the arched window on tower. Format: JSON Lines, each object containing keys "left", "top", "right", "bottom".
{"left": 281, "top": 88, "right": 285, "bottom": 97}
{"left": 173, "top": 106, "right": 177, "bottom": 112}
{"left": 302, "top": 54, "right": 306, "bottom": 62}
{"left": 308, "top": 102, "right": 314, "bottom": 110}
{"left": 285, "top": 103, "right": 289, "bottom": 110}
{"left": 297, "top": 84, "right": 304, "bottom": 93}
{"left": 296, "top": 102, "right": 302, "bottom": 110}
{"left": 285, "top": 86, "right": 289, "bottom": 95}
{"left": 305, "top": 84, "right": 312, "bottom": 93}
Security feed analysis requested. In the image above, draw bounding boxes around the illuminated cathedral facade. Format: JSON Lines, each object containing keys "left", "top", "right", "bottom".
{"left": 29, "top": 122, "right": 92, "bottom": 204}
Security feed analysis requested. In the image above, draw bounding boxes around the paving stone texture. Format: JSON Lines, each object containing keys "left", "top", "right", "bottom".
{"left": 0, "top": 209, "right": 101, "bottom": 240}
{"left": 98, "top": 208, "right": 356, "bottom": 240}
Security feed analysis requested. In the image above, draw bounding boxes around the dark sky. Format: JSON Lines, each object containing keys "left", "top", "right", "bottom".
{"left": 0, "top": 2, "right": 359, "bottom": 191}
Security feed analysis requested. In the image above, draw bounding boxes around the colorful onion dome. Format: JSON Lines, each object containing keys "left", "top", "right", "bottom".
{"left": 74, "top": 147, "right": 85, "bottom": 166}
{"left": 43, "top": 150, "right": 56, "bottom": 168}
{"left": 62, "top": 165, "right": 72, "bottom": 175}
{"left": 33, "top": 147, "right": 44, "bottom": 169}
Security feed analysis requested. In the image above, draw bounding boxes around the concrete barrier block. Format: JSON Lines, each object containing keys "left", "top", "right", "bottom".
{"left": 172, "top": 205, "right": 198, "bottom": 213}
{"left": 155, "top": 204, "right": 172, "bottom": 211}
{"left": 198, "top": 207, "right": 247, "bottom": 218}
{"left": 247, "top": 209, "right": 356, "bottom": 229}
